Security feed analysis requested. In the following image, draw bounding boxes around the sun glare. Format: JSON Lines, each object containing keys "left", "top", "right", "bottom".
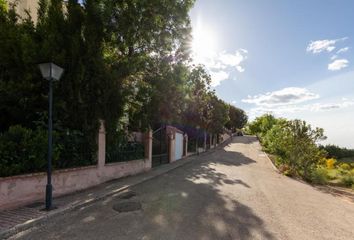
{"left": 191, "top": 25, "right": 217, "bottom": 63}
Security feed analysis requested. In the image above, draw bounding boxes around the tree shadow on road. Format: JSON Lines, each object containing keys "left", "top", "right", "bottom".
{"left": 126, "top": 140, "right": 275, "bottom": 240}
{"left": 11, "top": 136, "right": 274, "bottom": 240}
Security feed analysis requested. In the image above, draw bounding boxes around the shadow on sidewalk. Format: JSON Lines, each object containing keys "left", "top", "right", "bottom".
{"left": 10, "top": 136, "right": 275, "bottom": 240}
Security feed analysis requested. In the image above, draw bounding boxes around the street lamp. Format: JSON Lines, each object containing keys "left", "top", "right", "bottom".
{"left": 39, "top": 62, "right": 64, "bottom": 210}
{"left": 196, "top": 125, "right": 200, "bottom": 155}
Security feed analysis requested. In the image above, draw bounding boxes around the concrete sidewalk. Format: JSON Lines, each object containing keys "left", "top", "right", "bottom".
{"left": 0, "top": 143, "right": 226, "bottom": 239}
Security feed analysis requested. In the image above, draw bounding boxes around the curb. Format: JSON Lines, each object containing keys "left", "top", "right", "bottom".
{"left": 264, "top": 152, "right": 279, "bottom": 173}
{"left": 0, "top": 139, "right": 228, "bottom": 239}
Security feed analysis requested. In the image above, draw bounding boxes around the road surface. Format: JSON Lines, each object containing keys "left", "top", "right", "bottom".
{"left": 10, "top": 136, "right": 354, "bottom": 240}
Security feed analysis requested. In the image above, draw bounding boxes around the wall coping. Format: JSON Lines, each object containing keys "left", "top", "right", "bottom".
{"left": 0, "top": 165, "right": 98, "bottom": 181}
{"left": 104, "top": 158, "right": 147, "bottom": 167}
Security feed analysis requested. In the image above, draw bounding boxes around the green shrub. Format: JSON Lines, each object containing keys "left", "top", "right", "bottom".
{"left": 55, "top": 129, "right": 96, "bottom": 169}
{"left": 0, "top": 125, "right": 96, "bottom": 177}
{"left": 341, "top": 173, "right": 354, "bottom": 187}
{"left": 0, "top": 125, "right": 48, "bottom": 177}
{"left": 340, "top": 163, "right": 351, "bottom": 171}
{"left": 310, "top": 168, "right": 328, "bottom": 185}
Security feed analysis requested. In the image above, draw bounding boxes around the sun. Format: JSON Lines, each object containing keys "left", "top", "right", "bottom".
{"left": 191, "top": 24, "right": 217, "bottom": 63}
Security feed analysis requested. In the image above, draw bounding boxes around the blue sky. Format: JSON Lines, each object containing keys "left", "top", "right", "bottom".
{"left": 189, "top": 0, "right": 354, "bottom": 148}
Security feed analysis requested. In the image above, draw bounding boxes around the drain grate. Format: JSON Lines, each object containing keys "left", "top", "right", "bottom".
{"left": 112, "top": 202, "right": 142, "bottom": 213}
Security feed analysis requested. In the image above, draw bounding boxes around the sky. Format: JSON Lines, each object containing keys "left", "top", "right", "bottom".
{"left": 189, "top": 0, "right": 354, "bottom": 148}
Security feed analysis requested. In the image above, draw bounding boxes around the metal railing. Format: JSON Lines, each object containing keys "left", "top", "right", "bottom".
{"left": 106, "top": 142, "right": 145, "bottom": 163}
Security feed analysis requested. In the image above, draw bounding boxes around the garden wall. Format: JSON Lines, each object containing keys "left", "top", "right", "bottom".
{"left": 0, "top": 122, "right": 152, "bottom": 210}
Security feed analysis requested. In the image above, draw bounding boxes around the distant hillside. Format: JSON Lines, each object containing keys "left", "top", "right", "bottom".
{"left": 319, "top": 144, "right": 354, "bottom": 162}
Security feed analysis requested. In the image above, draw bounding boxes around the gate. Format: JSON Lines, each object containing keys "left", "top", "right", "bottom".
{"left": 175, "top": 132, "right": 183, "bottom": 161}
{"left": 152, "top": 126, "right": 169, "bottom": 167}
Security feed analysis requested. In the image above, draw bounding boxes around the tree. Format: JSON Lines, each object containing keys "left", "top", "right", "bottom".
{"left": 0, "top": 1, "right": 43, "bottom": 131}
{"left": 208, "top": 94, "right": 229, "bottom": 134}
{"left": 246, "top": 114, "right": 278, "bottom": 137}
{"left": 225, "top": 105, "right": 248, "bottom": 131}
{"left": 181, "top": 65, "right": 211, "bottom": 129}
{"left": 100, "top": 0, "right": 194, "bottom": 132}
{"left": 261, "top": 118, "right": 327, "bottom": 179}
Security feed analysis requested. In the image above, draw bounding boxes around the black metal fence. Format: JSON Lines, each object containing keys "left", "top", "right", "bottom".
{"left": 106, "top": 131, "right": 145, "bottom": 164}
{"left": 152, "top": 126, "right": 169, "bottom": 167}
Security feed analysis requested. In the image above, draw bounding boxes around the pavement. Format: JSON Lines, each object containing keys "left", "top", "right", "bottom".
{"left": 4, "top": 136, "right": 354, "bottom": 240}
{"left": 0, "top": 146, "right": 213, "bottom": 239}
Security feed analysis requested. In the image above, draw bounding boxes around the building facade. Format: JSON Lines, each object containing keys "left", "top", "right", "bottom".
{"left": 8, "top": 0, "right": 39, "bottom": 23}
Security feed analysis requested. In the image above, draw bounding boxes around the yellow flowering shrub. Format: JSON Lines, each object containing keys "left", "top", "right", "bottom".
{"left": 326, "top": 158, "right": 336, "bottom": 169}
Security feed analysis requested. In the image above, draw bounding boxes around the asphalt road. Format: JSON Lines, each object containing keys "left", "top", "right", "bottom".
{"left": 10, "top": 136, "right": 354, "bottom": 240}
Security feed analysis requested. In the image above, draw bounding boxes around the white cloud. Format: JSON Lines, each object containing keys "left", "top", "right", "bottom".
{"left": 328, "top": 59, "right": 349, "bottom": 71}
{"left": 307, "top": 39, "right": 337, "bottom": 53}
{"left": 209, "top": 71, "right": 229, "bottom": 87}
{"left": 219, "top": 52, "right": 244, "bottom": 67}
{"left": 330, "top": 55, "right": 338, "bottom": 60}
{"left": 192, "top": 48, "right": 248, "bottom": 86}
{"left": 242, "top": 87, "right": 319, "bottom": 107}
{"left": 236, "top": 65, "right": 245, "bottom": 73}
{"left": 217, "top": 50, "right": 248, "bottom": 72}
{"left": 337, "top": 47, "right": 349, "bottom": 54}
{"left": 309, "top": 100, "right": 354, "bottom": 111}
{"left": 306, "top": 37, "right": 348, "bottom": 54}
{"left": 247, "top": 99, "right": 354, "bottom": 120}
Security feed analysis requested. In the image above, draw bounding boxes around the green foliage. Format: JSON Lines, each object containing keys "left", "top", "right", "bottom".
{"left": 310, "top": 167, "right": 328, "bottom": 185}
{"left": 0, "top": 0, "right": 249, "bottom": 177}
{"left": 0, "top": 125, "right": 96, "bottom": 177}
{"left": 249, "top": 115, "right": 327, "bottom": 181}
{"left": 0, "top": 0, "right": 7, "bottom": 12}
{"left": 208, "top": 93, "right": 230, "bottom": 134}
{"left": 319, "top": 144, "right": 354, "bottom": 160}
{"left": 225, "top": 105, "right": 248, "bottom": 131}
{"left": 246, "top": 114, "right": 278, "bottom": 137}
{"left": 0, "top": 125, "right": 48, "bottom": 176}
{"left": 340, "top": 163, "right": 351, "bottom": 171}
{"left": 341, "top": 173, "right": 354, "bottom": 187}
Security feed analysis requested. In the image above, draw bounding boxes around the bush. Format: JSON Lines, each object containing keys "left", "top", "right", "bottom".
{"left": 326, "top": 158, "right": 336, "bottom": 169}
{"left": 310, "top": 168, "right": 328, "bottom": 185}
{"left": 341, "top": 172, "right": 354, "bottom": 187}
{"left": 55, "top": 129, "right": 97, "bottom": 169}
{"left": 0, "top": 125, "right": 48, "bottom": 177}
{"left": 340, "top": 163, "right": 351, "bottom": 171}
{"left": 0, "top": 125, "right": 96, "bottom": 177}
{"left": 278, "top": 163, "right": 294, "bottom": 176}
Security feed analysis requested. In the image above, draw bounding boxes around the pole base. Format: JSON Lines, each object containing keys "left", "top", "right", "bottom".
{"left": 45, "top": 184, "right": 53, "bottom": 211}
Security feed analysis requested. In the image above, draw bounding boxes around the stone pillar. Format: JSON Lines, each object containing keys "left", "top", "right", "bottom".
{"left": 169, "top": 132, "right": 176, "bottom": 163}
{"left": 210, "top": 133, "right": 213, "bottom": 149}
{"left": 144, "top": 129, "right": 153, "bottom": 170}
{"left": 183, "top": 134, "right": 188, "bottom": 156}
{"left": 98, "top": 120, "right": 106, "bottom": 170}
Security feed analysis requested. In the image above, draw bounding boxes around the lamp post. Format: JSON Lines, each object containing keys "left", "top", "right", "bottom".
{"left": 39, "top": 62, "right": 64, "bottom": 210}
{"left": 196, "top": 125, "right": 200, "bottom": 155}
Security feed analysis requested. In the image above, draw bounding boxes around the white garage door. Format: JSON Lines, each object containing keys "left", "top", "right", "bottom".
{"left": 175, "top": 133, "right": 184, "bottom": 160}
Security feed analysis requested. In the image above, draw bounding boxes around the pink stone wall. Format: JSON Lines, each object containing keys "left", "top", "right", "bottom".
{"left": 0, "top": 159, "right": 149, "bottom": 210}
{"left": 0, "top": 122, "right": 153, "bottom": 210}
